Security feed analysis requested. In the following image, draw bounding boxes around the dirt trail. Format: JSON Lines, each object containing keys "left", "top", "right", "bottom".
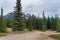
{"left": 0, "top": 31, "right": 58, "bottom": 40}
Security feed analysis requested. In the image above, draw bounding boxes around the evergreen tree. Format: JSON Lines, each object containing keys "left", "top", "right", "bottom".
{"left": 47, "top": 16, "right": 51, "bottom": 29}
{"left": 51, "top": 16, "right": 56, "bottom": 30}
{"left": 42, "top": 10, "right": 47, "bottom": 31}
{"left": 50, "top": 15, "right": 60, "bottom": 31}
{"left": 13, "top": 0, "right": 26, "bottom": 31}
{"left": 57, "top": 18, "right": 60, "bottom": 32}
{"left": 0, "top": 7, "right": 6, "bottom": 32}
{"left": 37, "top": 14, "right": 40, "bottom": 30}
{"left": 7, "top": 19, "right": 10, "bottom": 28}
{"left": 32, "top": 15, "right": 37, "bottom": 29}
{"left": 35, "top": 18, "right": 39, "bottom": 29}
{"left": 28, "top": 15, "right": 33, "bottom": 31}
{"left": 39, "top": 18, "right": 43, "bottom": 30}
{"left": 26, "top": 14, "right": 31, "bottom": 29}
{"left": 55, "top": 14, "right": 60, "bottom": 32}
{"left": 36, "top": 14, "right": 42, "bottom": 30}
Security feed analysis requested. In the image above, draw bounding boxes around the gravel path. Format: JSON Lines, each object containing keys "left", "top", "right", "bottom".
{"left": 0, "top": 31, "right": 57, "bottom": 40}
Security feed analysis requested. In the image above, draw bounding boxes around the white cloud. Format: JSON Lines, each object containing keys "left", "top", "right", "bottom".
{"left": 0, "top": 0, "right": 16, "bottom": 15}
{"left": 0, "top": 0, "right": 60, "bottom": 17}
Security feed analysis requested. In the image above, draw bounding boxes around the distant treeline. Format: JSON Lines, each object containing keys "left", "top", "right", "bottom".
{"left": 0, "top": 0, "right": 60, "bottom": 33}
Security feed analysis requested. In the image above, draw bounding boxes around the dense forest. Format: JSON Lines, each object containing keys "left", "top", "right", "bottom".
{"left": 0, "top": 0, "right": 60, "bottom": 33}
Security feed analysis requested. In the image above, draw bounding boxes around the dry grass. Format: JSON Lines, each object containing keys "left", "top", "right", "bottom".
{"left": 7, "top": 28, "right": 12, "bottom": 33}
{"left": 0, "top": 33, "right": 6, "bottom": 37}
{"left": 49, "top": 34, "right": 60, "bottom": 40}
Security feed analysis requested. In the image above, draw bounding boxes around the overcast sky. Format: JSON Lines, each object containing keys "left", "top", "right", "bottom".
{"left": 0, "top": 0, "right": 60, "bottom": 17}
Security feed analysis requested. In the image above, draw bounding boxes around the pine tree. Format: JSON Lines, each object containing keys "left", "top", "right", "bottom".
{"left": 51, "top": 16, "right": 56, "bottom": 30}
{"left": 0, "top": 7, "right": 6, "bottom": 32}
{"left": 39, "top": 18, "right": 43, "bottom": 30}
{"left": 51, "top": 15, "right": 58, "bottom": 30}
{"left": 13, "top": 0, "right": 26, "bottom": 31}
{"left": 55, "top": 14, "right": 60, "bottom": 32}
{"left": 7, "top": 19, "right": 10, "bottom": 28}
{"left": 28, "top": 15, "right": 33, "bottom": 31}
{"left": 35, "top": 18, "right": 39, "bottom": 29}
{"left": 47, "top": 16, "right": 51, "bottom": 30}
{"left": 37, "top": 14, "right": 40, "bottom": 30}
{"left": 32, "top": 15, "right": 36, "bottom": 29}
{"left": 57, "top": 18, "right": 60, "bottom": 32}
{"left": 54, "top": 14, "right": 57, "bottom": 31}
{"left": 37, "top": 14, "right": 42, "bottom": 30}
{"left": 42, "top": 10, "right": 47, "bottom": 31}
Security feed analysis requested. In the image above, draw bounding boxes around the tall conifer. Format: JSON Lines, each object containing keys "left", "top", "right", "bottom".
{"left": 13, "top": 0, "right": 25, "bottom": 31}
{"left": 0, "top": 7, "right": 6, "bottom": 32}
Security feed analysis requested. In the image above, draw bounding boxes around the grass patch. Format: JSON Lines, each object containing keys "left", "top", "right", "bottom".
{"left": 49, "top": 34, "right": 60, "bottom": 40}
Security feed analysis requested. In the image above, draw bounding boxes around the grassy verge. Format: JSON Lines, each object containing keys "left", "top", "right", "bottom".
{"left": 49, "top": 34, "right": 60, "bottom": 40}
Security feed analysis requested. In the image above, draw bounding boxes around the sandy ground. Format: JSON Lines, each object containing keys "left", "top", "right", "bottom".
{"left": 0, "top": 31, "right": 58, "bottom": 40}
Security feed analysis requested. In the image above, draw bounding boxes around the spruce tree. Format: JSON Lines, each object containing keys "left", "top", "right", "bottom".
{"left": 35, "top": 18, "right": 39, "bottom": 29}
{"left": 7, "top": 19, "right": 10, "bottom": 28}
{"left": 42, "top": 10, "right": 47, "bottom": 31}
{"left": 37, "top": 14, "right": 40, "bottom": 30}
{"left": 39, "top": 18, "right": 43, "bottom": 30}
{"left": 47, "top": 16, "right": 51, "bottom": 29}
{"left": 51, "top": 15, "right": 60, "bottom": 31}
{"left": 13, "top": 0, "right": 25, "bottom": 31}
{"left": 28, "top": 15, "right": 33, "bottom": 31}
{"left": 0, "top": 7, "right": 6, "bottom": 32}
{"left": 54, "top": 14, "right": 57, "bottom": 31}
{"left": 57, "top": 20, "right": 60, "bottom": 32}
{"left": 51, "top": 16, "right": 56, "bottom": 30}
{"left": 37, "top": 14, "right": 42, "bottom": 30}
{"left": 32, "top": 15, "right": 36, "bottom": 29}
{"left": 55, "top": 14, "right": 60, "bottom": 32}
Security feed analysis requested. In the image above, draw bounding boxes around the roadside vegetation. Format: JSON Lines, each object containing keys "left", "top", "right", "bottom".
{"left": 49, "top": 34, "right": 60, "bottom": 40}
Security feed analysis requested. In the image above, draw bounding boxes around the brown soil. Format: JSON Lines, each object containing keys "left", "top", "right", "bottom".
{"left": 0, "top": 30, "right": 58, "bottom": 40}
